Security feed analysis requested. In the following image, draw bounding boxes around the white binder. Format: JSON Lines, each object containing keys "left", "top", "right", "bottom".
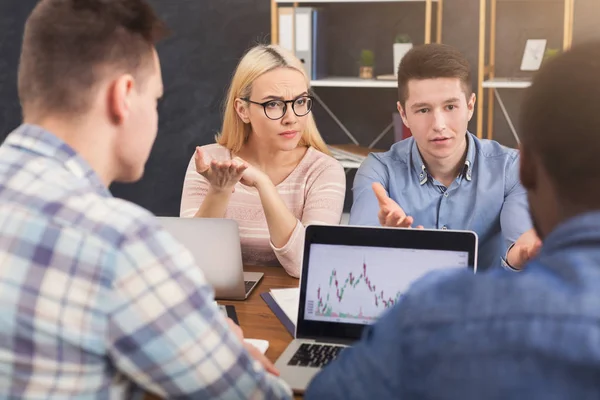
{"left": 278, "top": 7, "right": 294, "bottom": 53}
{"left": 295, "top": 7, "right": 313, "bottom": 79}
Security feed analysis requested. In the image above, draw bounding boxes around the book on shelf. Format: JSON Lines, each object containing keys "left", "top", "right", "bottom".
{"left": 376, "top": 74, "right": 396, "bottom": 81}
{"left": 393, "top": 113, "right": 412, "bottom": 142}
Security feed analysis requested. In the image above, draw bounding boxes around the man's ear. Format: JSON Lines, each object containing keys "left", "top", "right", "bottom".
{"left": 234, "top": 98, "right": 251, "bottom": 124}
{"left": 397, "top": 101, "right": 409, "bottom": 128}
{"left": 467, "top": 93, "right": 476, "bottom": 121}
{"left": 519, "top": 143, "right": 537, "bottom": 191}
{"left": 108, "top": 74, "right": 135, "bottom": 124}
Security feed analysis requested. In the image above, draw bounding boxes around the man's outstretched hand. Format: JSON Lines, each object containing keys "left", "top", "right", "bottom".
{"left": 372, "top": 183, "right": 422, "bottom": 229}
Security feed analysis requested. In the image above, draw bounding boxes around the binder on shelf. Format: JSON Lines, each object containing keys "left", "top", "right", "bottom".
{"left": 295, "top": 7, "right": 313, "bottom": 79}
{"left": 277, "top": 7, "right": 294, "bottom": 53}
{"left": 311, "top": 8, "right": 327, "bottom": 80}
{"left": 293, "top": 7, "right": 326, "bottom": 80}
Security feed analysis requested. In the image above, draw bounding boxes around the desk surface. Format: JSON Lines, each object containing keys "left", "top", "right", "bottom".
{"left": 146, "top": 265, "right": 301, "bottom": 399}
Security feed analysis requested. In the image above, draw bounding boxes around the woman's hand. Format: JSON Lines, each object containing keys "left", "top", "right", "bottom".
{"left": 233, "top": 156, "right": 269, "bottom": 188}
{"left": 195, "top": 147, "right": 247, "bottom": 192}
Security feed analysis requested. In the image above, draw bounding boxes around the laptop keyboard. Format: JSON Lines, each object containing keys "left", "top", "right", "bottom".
{"left": 288, "top": 343, "right": 344, "bottom": 368}
{"left": 244, "top": 280, "right": 256, "bottom": 294}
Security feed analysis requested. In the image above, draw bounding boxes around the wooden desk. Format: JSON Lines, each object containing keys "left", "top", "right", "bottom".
{"left": 146, "top": 265, "right": 301, "bottom": 399}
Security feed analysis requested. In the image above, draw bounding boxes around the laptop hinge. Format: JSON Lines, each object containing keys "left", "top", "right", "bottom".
{"left": 301, "top": 336, "right": 356, "bottom": 346}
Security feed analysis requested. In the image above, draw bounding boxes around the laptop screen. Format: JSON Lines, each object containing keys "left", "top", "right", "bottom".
{"left": 297, "top": 225, "right": 477, "bottom": 341}
{"left": 303, "top": 243, "right": 469, "bottom": 326}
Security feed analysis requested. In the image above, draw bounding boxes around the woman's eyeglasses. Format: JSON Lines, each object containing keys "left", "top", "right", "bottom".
{"left": 241, "top": 95, "right": 314, "bottom": 120}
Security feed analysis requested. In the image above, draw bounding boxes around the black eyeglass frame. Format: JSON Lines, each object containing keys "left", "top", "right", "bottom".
{"left": 241, "top": 95, "right": 315, "bottom": 120}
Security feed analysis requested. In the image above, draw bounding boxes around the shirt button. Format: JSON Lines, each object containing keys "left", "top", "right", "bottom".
{"left": 442, "top": 225, "right": 448, "bottom": 230}
{"left": 444, "top": 192, "right": 449, "bottom": 197}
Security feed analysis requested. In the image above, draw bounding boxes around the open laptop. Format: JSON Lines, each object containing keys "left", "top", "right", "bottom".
{"left": 157, "top": 217, "right": 263, "bottom": 300}
{"left": 275, "top": 225, "right": 478, "bottom": 394}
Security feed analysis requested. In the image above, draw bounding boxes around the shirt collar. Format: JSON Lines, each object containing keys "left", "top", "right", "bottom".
{"left": 411, "top": 132, "right": 475, "bottom": 186}
{"left": 4, "top": 124, "right": 111, "bottom": 197}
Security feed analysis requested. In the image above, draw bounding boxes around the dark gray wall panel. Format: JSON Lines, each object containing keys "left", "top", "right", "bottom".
{"left": 0, "top": 0, "right": 597, "bottom": 215}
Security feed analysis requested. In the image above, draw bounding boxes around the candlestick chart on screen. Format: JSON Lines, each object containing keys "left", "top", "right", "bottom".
{"left": 305, "top": 257, "right": 402, "bottom": 323}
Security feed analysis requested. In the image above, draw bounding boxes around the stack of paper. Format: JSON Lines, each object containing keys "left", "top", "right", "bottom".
{"left": 269, "top": 288, "right": 299, "bottom": 326}
{"left": 328, "top": 146, "right": 367, "bottom": 169}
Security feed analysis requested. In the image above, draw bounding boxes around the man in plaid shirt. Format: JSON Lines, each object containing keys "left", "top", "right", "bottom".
{"left": 0, "top": 0, "right": 291, "bottom": 399}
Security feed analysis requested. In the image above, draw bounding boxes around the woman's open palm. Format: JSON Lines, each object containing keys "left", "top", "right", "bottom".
{"left": 194, "top": 147, "right": 247, "bottom": 192}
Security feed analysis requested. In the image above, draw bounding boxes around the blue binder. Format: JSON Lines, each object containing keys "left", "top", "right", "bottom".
{"left": 260, "top": 292, "right": 295, "bottom": 337}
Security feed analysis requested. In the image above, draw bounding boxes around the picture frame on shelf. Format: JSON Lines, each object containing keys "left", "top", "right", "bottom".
{"left": 520, "top": 39, "right": 547, "bottom": 71}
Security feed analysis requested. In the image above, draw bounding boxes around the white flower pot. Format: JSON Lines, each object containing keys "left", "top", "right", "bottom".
{"left": 393, "top": 43, "right": 413, "bottom": 76}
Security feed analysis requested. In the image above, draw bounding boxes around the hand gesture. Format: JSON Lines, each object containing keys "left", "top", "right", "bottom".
{"left": 506, "top": 228, "right": 542, "bottom": 270}
{"left": 372, "top": 182, "right": 422, "bottom": 228}
{"left": 232, "top": 156, "right": 268, "bottom": 188}
{"left": 194, "top": 147, "right": 247, "bottom": 192}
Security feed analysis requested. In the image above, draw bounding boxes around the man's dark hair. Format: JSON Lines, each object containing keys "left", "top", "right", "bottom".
{"left": 18, "top": 0, "right": 168, "bottom": 118}
{"left": 397, "top": 44, "right": 472, "bottom": 107}
{"left": 520, "top": 41, "right": 600, "bottom": 207}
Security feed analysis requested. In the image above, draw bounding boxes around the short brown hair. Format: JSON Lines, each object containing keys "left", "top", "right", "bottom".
{"left": 520, "top": 41, "right": 600, "bottom": 206}
{"left": 18, "top": 0, "right": 168, "bottom": 119}
{"left": 397, "top": 44, "right": 472, "bottom": 106}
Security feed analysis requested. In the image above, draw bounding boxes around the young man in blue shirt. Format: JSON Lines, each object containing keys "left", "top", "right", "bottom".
{"left": 349, "top": 44, "right": 539, "bottom": 270}
{"left": 307, "top": 42, "right": 600, "bottom": 399}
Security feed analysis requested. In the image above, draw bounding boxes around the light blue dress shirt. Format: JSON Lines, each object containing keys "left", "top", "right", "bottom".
{"left": 349, "top": 132, "right": 531, "bottom": 269}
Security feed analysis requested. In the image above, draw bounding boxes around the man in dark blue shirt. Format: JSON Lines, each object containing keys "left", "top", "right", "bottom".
{"left": 307, "top": 42, "right": 600, "bottom": 399}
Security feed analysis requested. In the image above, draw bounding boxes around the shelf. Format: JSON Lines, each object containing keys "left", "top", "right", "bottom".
{"left": 482, "top": 78, "right": 532, "bottom": 89}
{"left": 328, "top": 144, "right": 385, "bottom": 169}
{"left": 276, "top": 0, "right": 439, "bottom": 3}
{"left": 311, "top": 77, "right": 397, "bottom": 88}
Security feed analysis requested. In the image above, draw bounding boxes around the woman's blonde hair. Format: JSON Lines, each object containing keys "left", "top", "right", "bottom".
{"left": 216, "top": 44, "right": 330, "bottom": 155}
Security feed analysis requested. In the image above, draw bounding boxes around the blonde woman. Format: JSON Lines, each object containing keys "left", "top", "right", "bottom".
{"left": 180, "top": 44, "right": 346, "bottom": 278}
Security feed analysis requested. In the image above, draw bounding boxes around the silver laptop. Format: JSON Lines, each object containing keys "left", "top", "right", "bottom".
{"left": 275, "top": 225, "right": 478, "bottom": 394}
{"left": 157, "top": 217, "right": 263, "bottom": 300}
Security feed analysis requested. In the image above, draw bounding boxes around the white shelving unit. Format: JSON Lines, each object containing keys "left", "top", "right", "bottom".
{"left": 481, "top": 78, "right": 531, "bottom": 89}
{"left": 477, "top": 0, "right": 575, "bottom": 143}
{"left": 276, "top": 0, "right": 438, "bottom": 3}
{"left": 271, "top": 0, "right": 443, "bottom": 160}
{"left": 311, "top": 77, "right": 397, "bottom": 88}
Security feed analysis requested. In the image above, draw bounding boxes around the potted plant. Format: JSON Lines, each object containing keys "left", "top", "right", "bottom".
{"left": 359, "top": 49, "right": 375, "bottom": 79}
{"left": 393, "top": 34, "right": 413, "bottom": 76}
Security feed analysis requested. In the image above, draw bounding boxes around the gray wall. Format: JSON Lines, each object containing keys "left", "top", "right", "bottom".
{"left": 0, "top": 0, "right": 598, "bottom": 215}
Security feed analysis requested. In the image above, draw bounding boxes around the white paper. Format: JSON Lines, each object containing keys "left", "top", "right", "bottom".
{"left": 295, "top": 13, "right": 311, "bottom": 52}
{"left": 270, "top": 287, "right": 300, "bottom": 326}
{"left": 278, "top": 14, "right": 294, "bottom": 52}
{"left": 245, "top": 338, "right": 270, "bottom": 354}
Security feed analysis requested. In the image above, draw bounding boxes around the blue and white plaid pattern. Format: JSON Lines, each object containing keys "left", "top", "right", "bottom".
{"left": 0, "top": 124, "right": 292, "bottom": 399}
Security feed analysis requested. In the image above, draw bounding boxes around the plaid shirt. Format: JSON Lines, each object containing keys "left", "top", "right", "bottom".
{"left": 0, "top": 124, "right": 292, "bottom": 399}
